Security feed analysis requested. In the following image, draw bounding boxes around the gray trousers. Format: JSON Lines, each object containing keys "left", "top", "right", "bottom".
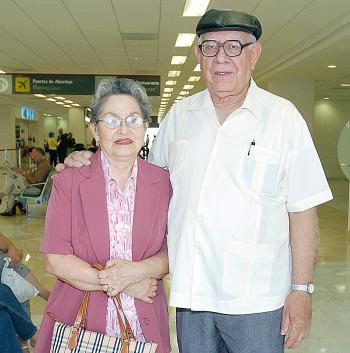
{"left": 176, "top": 308, "right": 285, "bottom": 353}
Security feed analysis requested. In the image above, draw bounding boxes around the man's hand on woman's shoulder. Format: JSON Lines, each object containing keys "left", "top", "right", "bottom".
{"left": 55, "top": 150, "right": 94, "bottom": 172}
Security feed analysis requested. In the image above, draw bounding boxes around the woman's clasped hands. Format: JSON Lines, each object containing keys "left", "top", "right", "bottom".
{"left": 98, "top": 258, "right": 158, "bottom": 303}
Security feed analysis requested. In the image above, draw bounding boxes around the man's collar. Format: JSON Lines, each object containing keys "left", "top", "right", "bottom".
{"left": 187, "top": 79, "right": 264, "bottom": 120}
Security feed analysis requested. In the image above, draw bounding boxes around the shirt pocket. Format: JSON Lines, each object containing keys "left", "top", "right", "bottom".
{"left": 223, "top": 240, "right": 273, "bottom": 297}
{"left": 168, "top": 140, "right": 190, "bottom": 177}
{"left": 238, "top": 145, "right": 282, "bottom": 196}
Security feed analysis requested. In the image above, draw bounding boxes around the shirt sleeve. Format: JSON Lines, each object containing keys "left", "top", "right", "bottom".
{"left": 40, "top": 171, "right": 73, "bottom": 254}
{"left": 148, "top": 107, "right": 177, "bottom": 169}
{"left": 286, "top": 112, "right": 333, "bottom": 212}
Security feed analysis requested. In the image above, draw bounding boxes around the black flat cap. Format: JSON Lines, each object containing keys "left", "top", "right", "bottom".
{"left": 196, "top": 9, "right": 262, "bottom": 40}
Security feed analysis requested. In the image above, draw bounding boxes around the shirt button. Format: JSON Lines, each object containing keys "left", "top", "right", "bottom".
{"left": 141, "top": 318, "right": 150, "bottom": 326}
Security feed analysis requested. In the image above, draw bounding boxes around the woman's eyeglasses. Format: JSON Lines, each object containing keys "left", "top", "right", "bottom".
{"left": 98, "top": 114, "right": 146, "bottom": 129}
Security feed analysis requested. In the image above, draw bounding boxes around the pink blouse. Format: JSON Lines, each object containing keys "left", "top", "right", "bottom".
{"left": 101, "top": 152, "right": 145, "bottom": 341}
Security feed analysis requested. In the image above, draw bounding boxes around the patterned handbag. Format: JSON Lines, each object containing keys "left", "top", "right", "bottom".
{"left": 48, "top": 265, "right": 157, "bottom": 353}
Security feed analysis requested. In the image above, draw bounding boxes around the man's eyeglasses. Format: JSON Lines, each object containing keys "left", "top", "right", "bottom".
{"left": 198, "top": 40, "right": 253, "bottom": 57}
{"left": 98, "top": 114, "right": 146, "bottom": 129}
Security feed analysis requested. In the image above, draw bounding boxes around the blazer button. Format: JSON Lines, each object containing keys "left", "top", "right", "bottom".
{"left": 141, "top": 318, "right": 150, "bottom": 326}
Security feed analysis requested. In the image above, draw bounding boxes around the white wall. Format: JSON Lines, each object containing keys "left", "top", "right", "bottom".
{"left": 314, "top": 99, "right": 350, "bottom": 179}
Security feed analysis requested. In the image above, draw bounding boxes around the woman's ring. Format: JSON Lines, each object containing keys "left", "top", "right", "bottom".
{"left": 107, "top": 286, "right": 114, "bottom": 292}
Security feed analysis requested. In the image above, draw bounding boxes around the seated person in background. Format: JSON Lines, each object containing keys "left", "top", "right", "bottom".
{"left": 0, "top": 283, "right": 38, "bottom": 353}
{"left": 0, "top": 147, "right": 51, "bottom": 216}
{"left": 0, "top": 232, "right": 50, "bottom": 306}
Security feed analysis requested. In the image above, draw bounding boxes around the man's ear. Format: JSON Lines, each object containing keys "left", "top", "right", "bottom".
{"left": 194, "top": 44, "right": 202, "bottom": 64}
{"left": 249, "top": 42, "right": 262, "bottom": 71}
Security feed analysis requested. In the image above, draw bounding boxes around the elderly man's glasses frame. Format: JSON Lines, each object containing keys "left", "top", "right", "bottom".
{"left": 198, "top": 39, "right": 254, "bottom": 57}
{"left": 98, "top": 114, "right": 146, "bottom": 129}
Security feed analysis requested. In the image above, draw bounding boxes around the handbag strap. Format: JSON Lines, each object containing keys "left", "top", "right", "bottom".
{"left": 68, "top": 263, "right": 136, "bottom": 351}
{"left": 91, "top": 263, "right": 134, "bottom": 340}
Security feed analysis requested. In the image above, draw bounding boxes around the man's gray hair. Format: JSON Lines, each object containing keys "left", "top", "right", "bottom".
{"left": 90, "top": 78, "right": 151, "bottom": 125}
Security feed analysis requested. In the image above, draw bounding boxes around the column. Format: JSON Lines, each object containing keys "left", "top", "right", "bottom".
{"left": 0, "top": 105, "right": 16, "bottom": 164}
{"left": 267, "top": 80, "right": 315, "bottom": 135}
{"left": 68, "top": 107, "right": 86, "bottom": 146}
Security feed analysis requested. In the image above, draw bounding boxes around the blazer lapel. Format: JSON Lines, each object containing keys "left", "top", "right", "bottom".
{"left": 80, "top": 151, "right": 110, "bottom": 265}
{"left": 132, "top": 158, "right": 160, "bottom": 261}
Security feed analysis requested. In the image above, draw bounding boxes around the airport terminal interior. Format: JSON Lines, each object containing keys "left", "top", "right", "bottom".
{"left": 0, "top": 1, "right": 350, "bottom": 352}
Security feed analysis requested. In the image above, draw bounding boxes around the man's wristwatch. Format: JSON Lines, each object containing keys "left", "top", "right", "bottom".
{"left": 291, "top": 283, "right": 314, "bottom": 294}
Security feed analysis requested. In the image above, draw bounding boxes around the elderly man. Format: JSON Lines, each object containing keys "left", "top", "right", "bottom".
{"left": 62, "top": 9, "right": 332, "bottom": 353}
{"left": 151, "top": 9, "right": 333, "bottom": 353}
{"left": 0, "top": 147, "right": 51, "bottom": 216}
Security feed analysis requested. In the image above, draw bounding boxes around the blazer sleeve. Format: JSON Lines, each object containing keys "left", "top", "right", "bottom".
{"left": 41, "top": 171, "right": 73, "bottom": 255}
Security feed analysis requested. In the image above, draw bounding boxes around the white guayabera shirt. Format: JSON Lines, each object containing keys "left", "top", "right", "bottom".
{"left": 149, "top": 80, "right": 332, "bottom": 315}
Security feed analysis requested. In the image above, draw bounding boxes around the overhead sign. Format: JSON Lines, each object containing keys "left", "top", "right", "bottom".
{"left": 3, "top": 74, "right": 161, "bottom": 96}
{"left": 95, "top": 75, "right": 160, "bottom": 96}
{"left": 13, "top": 74, "right": 94, "bottom": 95}
{"left": 0, "top": 75, "right": 12, "bottom": 94}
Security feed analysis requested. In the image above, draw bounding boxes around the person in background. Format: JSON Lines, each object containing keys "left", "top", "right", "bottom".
{"left": 63, "top": 9, "right": 333, "bottom": 353}
{"left": 0, "top": 147, "right": 51, "bottom": 216}
{"left": 56, "top": 128, "right": 68, "bottom": 163}
{"left": 66, "top": 132, "right": 76, "bottom": 155}
{"left": 0, "top": 232, "right": 49, "bottom": 352}
{"left": 0, "top": 283, "right": 38, "bottom": 353}
{"left": 47, "top": 132, "right": 59, "bottom": 167}
{"left": 35, "top": 78, "right": 171, "bottom": 353}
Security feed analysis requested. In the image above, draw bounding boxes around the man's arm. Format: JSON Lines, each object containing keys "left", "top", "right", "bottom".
{"left": 0, "top": 233, "right": 23, "bottom": 267}
{"left": 281, "top": 207, "right": 318, "bottom": 349}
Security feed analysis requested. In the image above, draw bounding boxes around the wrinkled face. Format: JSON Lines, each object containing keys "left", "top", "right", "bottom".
{"left": 90, "top": 94, "right": 146, "bottom": 162}
{"left": 195, "top": 30, "right": 262, "bottom": 99}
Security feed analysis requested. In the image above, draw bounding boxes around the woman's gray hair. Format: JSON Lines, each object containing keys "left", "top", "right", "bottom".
{"left": 90, "top": 78, "right": 151, "bottom": 125}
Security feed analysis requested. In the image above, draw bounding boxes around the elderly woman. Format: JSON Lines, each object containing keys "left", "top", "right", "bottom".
{"left": 35, "top": 79, "right": 171, "bottom": 353}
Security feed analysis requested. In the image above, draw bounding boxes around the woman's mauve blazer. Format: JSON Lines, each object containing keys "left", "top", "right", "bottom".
{"left": 35, "top": 151, "right": 171, "bottom": 353}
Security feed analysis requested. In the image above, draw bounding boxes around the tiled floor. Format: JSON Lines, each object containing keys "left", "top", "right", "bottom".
{"left": 0, "top": 176, "right": 349, "bottom": 353}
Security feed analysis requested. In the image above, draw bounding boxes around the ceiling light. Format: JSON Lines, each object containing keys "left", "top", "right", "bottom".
{"left": 340, "top": 83, "right": 350, "bottom": 87}
{"left": 175, "top": 33, "right": 196, "bottom": 47}
{"left": 168, "top": 71, "right": 181, "bottom": 77}
{"left": 163, "top": 93, "right": 171, "bottom": 98}
{"left": 71, "top": 103, "right": 80, "bottom": 107}
{"left": 171, "top": 56, "right": 187, "bottom": 65}
{"left": 57, "top": 116, "right": 63, "bottom": 120}
{"left": 176, "top": 96, "right": 184, "bottom": 100}
{"left": 327, "top": 65, "right": 336, "bottom": 68}
{"left": 183, "top": 84, "right": 194, "bottom": 90}
{"left": 194, "top": 64, "right": 201, "bottom": 71}
{"left": 54, "top": 96, "right": 66, "bottom": 100}
{"left": 34, "top": 94, "right": 46, "bottom": 98}
{"left": 46, "top": 98, "right": 56, "bottom": 102}
{"left": 0, "top": 69, "right": 6, "bottom": 74}
{"left": 64, "top": 100, "right": 73, "bottom": 104}
{"left": 166, "top": 80, "right": 177, "bottom": 86}
{"left": 164, "top": 88, "right": 174, "bottom": 93}
{"left": 188, "top": 76, "right": 201, "bottom": 82}
{"left": 180, "top": 91, "right": 189, "bottom": 95}
{"left": 323, "top": 97, "right": 330, "bottom": 100}
{"left": 55, "top": 101, "right": 64, "bottom": 105}
{"left": 183, "top": 0, "right": 210, "bottom": 16}
{"left": 64, "top": 105, "right": 72, "bottom": 107}
{"left": 46, "top": 114, "right": 51, "bottom": 116}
